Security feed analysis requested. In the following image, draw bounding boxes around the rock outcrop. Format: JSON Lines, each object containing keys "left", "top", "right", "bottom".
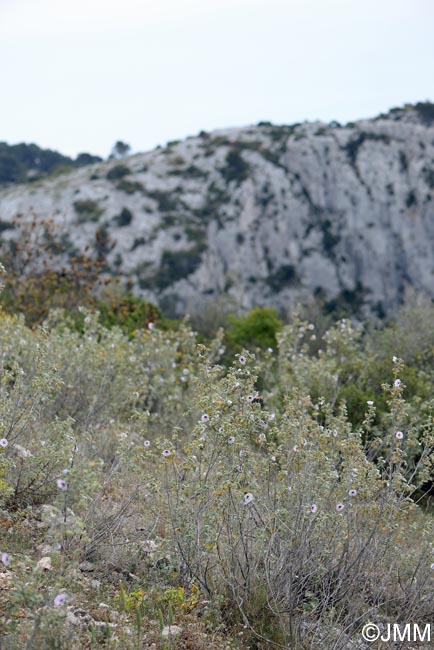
{"left": 1, "top": 102, "right": 434, "bottom": 317}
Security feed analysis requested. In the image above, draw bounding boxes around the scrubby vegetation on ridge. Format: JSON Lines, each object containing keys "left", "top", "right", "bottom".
{"left": 0, "top": 142, "right": 102, "bottom": 185}
{"left": 0, "top": 269, "right": 432, "bottom": 648}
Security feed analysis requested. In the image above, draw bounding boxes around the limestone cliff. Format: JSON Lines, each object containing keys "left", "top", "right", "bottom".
{"left": 1, "top": 102, "right": 434, "bottom": 317}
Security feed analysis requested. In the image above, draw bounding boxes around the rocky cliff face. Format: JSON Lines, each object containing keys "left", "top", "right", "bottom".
{"left": 1, "top": 103, "right": 434, "bottom": 317}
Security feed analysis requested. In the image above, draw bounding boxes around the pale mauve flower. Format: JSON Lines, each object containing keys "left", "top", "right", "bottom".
{"left": 53, "top": 593, "right": 67, "bottom": 607}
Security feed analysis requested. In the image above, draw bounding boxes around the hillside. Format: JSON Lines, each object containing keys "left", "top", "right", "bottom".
{"left": 1, "top": 102, "right": 434, "bottom": 318}
{"left": 0, "top": 105, "right": 434, "bottom": 649}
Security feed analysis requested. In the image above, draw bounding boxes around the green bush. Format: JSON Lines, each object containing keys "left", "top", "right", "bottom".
{"left": 116, "top": 179, "right": 144, "bottom": 194}
{"left": 112, "top": 207, "right": 133, "bottom": 227}
{"left": 106, "top": 164, "right": 130, "bottom": 181}
{"left": 266, "top": 264, "right": 299, "bottom": 291}
{"left": 225, "top": 306, "right": 282, "bottom": 354}
{"left": 193, "top": 182, "right": 230, "bottom": 223}
{"left": 220, "top": 148, "right": 250, "bottom": 184}
{"left": 141, "top": 247, "right": 203, "bottom": 290}
{"left": 73, "top": 199, "right": 103, "bottom": 223}
{"left": 0, "top": 220, "right": 15, "bottom": 234}
{"left": 148, "top": 190, "right": 178, "bottom": 212}
{"left": 95, "top": 292, "right": 162, "bottom": 337}
{"left": 414, "top": 101, "right": 434, "bottom": 125}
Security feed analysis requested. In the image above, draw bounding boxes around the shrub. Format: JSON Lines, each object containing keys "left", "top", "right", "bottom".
{"left": 193, "top": 182, "right": 230, "bottom": 222}
{"left": 116, "top": 179, "right": 144, "bottom": 194}
{"left": 0, "top": 220, "right": 15, "bottom": 234}
{"left": 320, "top": 218, "right": 340, "bottom": 254}
{"left": 153, "top": 348, "right": 434, "bottom": 648}
{"left": 95, "top": 291, "right": 162, "bottom": 337}
{"left": 0, "top": 266, "right": 433, "bottom": 648}
{"left": 73, "top": 199, "right": 103, "bottom": 223}
{"left": 225, "top": 306, "right": 282, "bottom": 354}
{"left": 106, "top": 164, "right": 131, "bottom": 181}
{"left": 0, "top": 213, "right": 111, "bottom": 326}
{"left": 130, "top": 236, "right": 146, "bottom": 251}
{"left": 414, "top": 101, "right": 434, "bottom": 125}
{"left": 93, "top": 225, "right": 114, "bottom": 263}
{"left": 141, "top": 247, "right": 203, "bottom": 290}
{"left": 148, "top": 190, "right": 178, "bottom": 212}
{"left": 406, "top": 190, "right": 417, "bottom": 207}
{"left": 266, "top": 264, "right": 299, "bottom": 291}
{"left": 112, "top": 207, "right": 133, "bottom": 227}
{"left": 220, "top": 149, "right": 250, "bottom": 184}
{"left": 168, "top": 164, "right": 208, "bottom": 179}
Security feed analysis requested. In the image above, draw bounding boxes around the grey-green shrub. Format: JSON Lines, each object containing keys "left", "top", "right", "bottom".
{"left": 0, "top": 303, "right": 432, "bottom": 649}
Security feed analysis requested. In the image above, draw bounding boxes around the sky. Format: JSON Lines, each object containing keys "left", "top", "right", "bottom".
{"left": 1, "top": 0, "right": 433, "bottom": 159}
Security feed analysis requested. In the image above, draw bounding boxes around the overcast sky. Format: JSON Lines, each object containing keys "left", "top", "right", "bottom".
{"left": 1, "top": 0, "right": 433, "bottom": 158}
